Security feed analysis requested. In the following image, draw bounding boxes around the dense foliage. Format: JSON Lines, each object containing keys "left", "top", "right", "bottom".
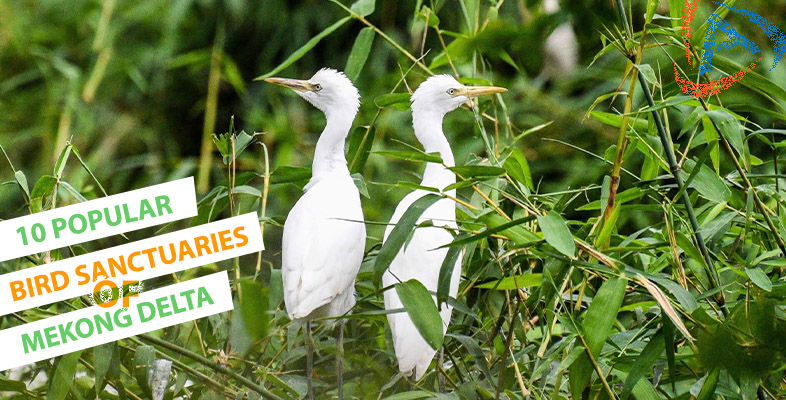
{"left": 2, "top": 0, "right": 786, "bottom": 399}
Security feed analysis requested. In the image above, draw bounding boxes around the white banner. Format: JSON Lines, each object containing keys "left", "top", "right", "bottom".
{"left": 0, "top": 177, "right": 198, "bottom": 262}
{"left": 0, "top": 212, "right": 263, "bottom": 316}
{"left": 0, "top": 271, "right": 234, "bottom": 372}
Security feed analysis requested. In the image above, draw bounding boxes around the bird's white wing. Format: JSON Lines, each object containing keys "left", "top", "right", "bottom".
{"left": 282, "top": 174, "right": 366, "bottom": 320}
{"left": 383, "top": 192, "right": 461, "bottom": 379}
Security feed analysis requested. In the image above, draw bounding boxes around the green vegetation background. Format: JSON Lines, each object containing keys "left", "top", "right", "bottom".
{"left": 2, "top": 0, "right": 786, "bottom": 399}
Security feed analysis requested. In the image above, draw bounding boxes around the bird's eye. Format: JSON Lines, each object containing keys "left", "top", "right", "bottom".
{"left": 314, "top": 84, "right": 323, "bottom": 92}
{"left": 447, "top": 88, "right": 456, "bottom": 95}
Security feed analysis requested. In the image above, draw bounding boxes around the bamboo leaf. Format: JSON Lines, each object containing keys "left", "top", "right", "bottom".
{"left": 621, "top": 332, "right": 664, "bottom": 400}
{"left": 348, "top": 126, "right": 376, "bottom": 173}
{"left": 350, "top": 0, "right": 375, "bottom": 16}
{"left": 134, "top": 345, "right": 156, "bottom": 396}
{"left": 395, "top": 279, "right": 444, "bottom": 350}
{"left": 745, "top": 267, "right": 772, "bottom": 292}
{"left": 374, "top": 93, "right": 411, "bottom": 109}
{"left": 476, "top": 274, "right": 543, "bottom": 290}
{"left": 48, "top": 350, "right": 83, "bottom": 400}
{"left": 374, "top": 150, "right": 442, "bottom": 163}
{"left": 568, "top": 276, "right": 627, "bottom": 398}
{"left": 537, "top": 211, "right": 576, "bottom": 257}
{"left": 503, "top": 148, "right": 533, "bottom": 190}
{"left": 436, "top": 236, "right": 464, "bottom": 309}
{"left": 14, "top": 170, "right": 29, "bottom": 201}
{"left": 0, "top": 377, "right": 26, "bottom": 393}
{"left": 449, "top": 165, "right": 506, "bottom": 178}
{"left": 696, "top": 369, "right": 720, "bottom": 400}
{"left": 238, "top": 279, "right": 269, "bottom": 340}
{"left": 271, "top": 166, "right": 311, "bottom": 185}
{"left": 375, "top": 194, "right": 442, "bottom": 280}
{"left": 447, "top": 333, "right": 492, "bottom": 383}
{"left": 345, "top": 27, "right": 375, "bottom": 81}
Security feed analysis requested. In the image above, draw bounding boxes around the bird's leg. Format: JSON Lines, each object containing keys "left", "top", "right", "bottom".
{"left": 438, "top": 347, "right": 445, "bottom": 392}
{"left": 305, "top": 321, "right": 314, "bottom": 400}
{"left": 336, "top": 320, "right": 345, "bottom": 400}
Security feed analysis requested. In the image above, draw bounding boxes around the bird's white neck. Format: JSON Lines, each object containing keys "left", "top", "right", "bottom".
{"left": 312, "top": 108, "right": 355, "bottom": 177}
{"left": 412, "top": 108, "right": 455, "bottom": 194}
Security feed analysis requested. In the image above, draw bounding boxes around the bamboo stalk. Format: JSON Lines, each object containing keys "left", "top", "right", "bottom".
{"left": 138, "top": 334, "right": 284, "bottom": 400}
{"left": 196, "top": 22, "right": 225, "bottom": 194}
{"left": 612, "top": 0, "right": 727, "bottom": 315}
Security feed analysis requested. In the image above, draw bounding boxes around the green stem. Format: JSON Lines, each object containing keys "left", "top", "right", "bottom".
{"left": 697, "top": 97, "right": 786, "bottom": 258}
{"left": 639, "top": 79, "right": 727, "bottom": 314}
{"left": 138, "top": 334, "right": 283, "bottom": 400}
{"left": 196, "top": 21, "right": 225, "bottom": 194}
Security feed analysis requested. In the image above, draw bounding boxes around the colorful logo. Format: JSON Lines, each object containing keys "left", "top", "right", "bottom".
{"left": 675, "top": 0, "right": 785, "bottom": 98}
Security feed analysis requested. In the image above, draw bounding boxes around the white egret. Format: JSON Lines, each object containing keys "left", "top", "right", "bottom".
{"left": 382, "top": 75, "right": 506, "bottom": 380}
{"left": 543, "top": 0, "right": 579, "bottom": 78}
{"left": 265, "top": 68, "right": 365, "bottom": 400}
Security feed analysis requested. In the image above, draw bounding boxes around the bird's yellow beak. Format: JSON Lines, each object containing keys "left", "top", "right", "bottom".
{"left": 264, "top": 77, "right": 314, "bottom": 93}
{"left": 459, "top": 85, "right": 507, "bottom": 98}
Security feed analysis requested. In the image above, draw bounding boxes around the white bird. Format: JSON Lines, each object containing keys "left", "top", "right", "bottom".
{"left": 382, "top": 75, "right": 506, "bottom": 380}
{"left": 543, "top": 0, "right": 579, "bottom": 78}
{"left": 265, "top": 68, "right": 365, "bottom": 400}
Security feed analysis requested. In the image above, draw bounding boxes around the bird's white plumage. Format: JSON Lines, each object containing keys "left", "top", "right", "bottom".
{"left": 279, "top": 68, "right": 366, "bottom": 322}
{"left": 383, "top": 75, "right": 468, "bottom": 380}
{"left": 283, "top": 173, "right": 365, "bottom": 320}
{"left": 383, "top": 191, "right": 461, "bottom": 379}
{"left": 543, "top": 0, "right": 579, "bottom": 78}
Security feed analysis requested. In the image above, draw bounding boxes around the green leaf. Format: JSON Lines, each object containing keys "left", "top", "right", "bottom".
{"left": 395, "top": 279, "right": 444, "bottom": 350}
{"left": 476, "top": 273, "right": 543, "bottom": 290}
{"left": 448, "top": 165, "right": 505, "bottom": 178}
{"left": 621, "top": 332, "right": 664, "bottom": 400}
{"left": 30, "top": 175, "right": 57, "bottom": 213}
{"left": 503, "top": 148, "right": 533, "bottom": 190}
{"left": 271, "top": 166, "right": 311, "bottom": 185}
{"left": 348, "top": 126, "right": 376, "bottom": 174}
{"left": 537, "top": 211, "right": 575, "bottom": 257}
{"left": 351, "top": 172, "right": 370, "bottom": 199}
{"left": 238, "top": 279, "right": 269, "bottom": 340}
{"left": 568, "top": 276, "right": 627, "bottom": 398}
{"left": 636, "top": 64, "right": 658, "bottom": 87}
{"left": 345, "top": 27, "right": 375, "bottom": 81}
{"left": 59, "top": 181, "right": 87, "bottom": 203}
{"left": 696, "top": 369, "right": 720, "bottom": 400}
{"left": 231, "top": 185, "right": 262, "bottom": 197}
{"left": 447, "top": 333, "right": 492, "bottom": 383}
{"left": 374, "top": 93, "right": 411, "bottom": 109}
{"left": 350, "top": 0, "right": 375, "bottom": 16}
{"left": 134, "top": 345, "right": 155, "bottom": 396}
{"left": 374, "top": 194, "right": 442, "bottom": 280}
{"left": 707, "top": 109, "right": 747, "bottom": 167}
{"left": 374, "top": 150, "right": 442, "bottom": 163}
{"left": 70, "top": 145, "right": 108, "bottom": 197}
{"left": 47, "top": 350, "right": 83, "bottom": 400}
{"left": 381, "top": 391, "right": 435, "bottom": 400}
{"left": 591, "top": 111, "right": 648, "bottom": 132}
{"left": 53, "top": 144, "right": 72, "bottom": 179}
{"left": 0, "top": 377, "right": 26, "bottom": 393}
{"left": 255, "top": 16, "right": 352, "bottom": 81}
{"left": 14, "top": 170, "right": 29, "bottom": 201}
{"left": 436, "top": 236, "right": 464, "bottom": 309}
{"left": 577, "top": 187, "right": 644, "bottom": 211}
{"left": 94, "top": 343, "right": 115, "bottom": 393}
{"left": 680, "top": 159, "right": 731, "bottom": 204}
{"left": 481, "top": 213, "right": 539, "bottom": 246}
{"left": 711, "top": 54, "right": 786, "bottom": 106}
{"left": 745, "top": 267, "right": 772, "bottom": 292}
{"left": 417, "top": 5, "right": 440, "bottom": 28}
